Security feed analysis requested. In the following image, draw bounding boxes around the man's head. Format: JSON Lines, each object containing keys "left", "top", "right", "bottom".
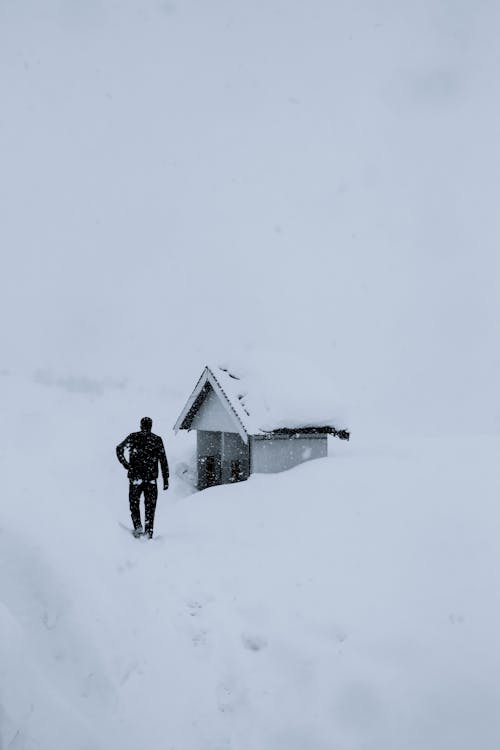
{"left": 140, "top": 416, "right": 153, "bottom": 433}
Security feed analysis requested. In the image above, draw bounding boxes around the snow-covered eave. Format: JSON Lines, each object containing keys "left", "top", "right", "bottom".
{"left": 250, "top": 426, "right": 350, "bottom": 440}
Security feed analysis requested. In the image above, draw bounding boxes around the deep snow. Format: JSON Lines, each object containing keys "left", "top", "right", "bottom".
{"left": 2, "top": 1, "right": 500, "bottom": 747}
{"left": 201, "top": 353, "right": 348, "bottom": 434}
{"left": 1, "top": 374, "right": 499, "bottom": 749}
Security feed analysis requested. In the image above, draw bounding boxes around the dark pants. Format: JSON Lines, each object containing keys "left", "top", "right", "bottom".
{"left": 129, "top": 479, "right": 158, "bottom": 536}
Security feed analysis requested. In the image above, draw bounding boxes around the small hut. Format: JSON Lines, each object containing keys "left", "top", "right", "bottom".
{"left": 174, "top": 356, "right": 349, "bottom": 490}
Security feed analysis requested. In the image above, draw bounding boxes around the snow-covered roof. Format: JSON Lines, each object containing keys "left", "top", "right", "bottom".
{"left": 174, "top": 352, "right": 349, "bottom": 439}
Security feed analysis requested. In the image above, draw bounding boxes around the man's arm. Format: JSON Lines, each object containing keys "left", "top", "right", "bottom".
{"left": 116, "top": 435, "right": 132, "bottom": 471}
{"left": 158, "top": 438, "right": 169, "bottom": 489}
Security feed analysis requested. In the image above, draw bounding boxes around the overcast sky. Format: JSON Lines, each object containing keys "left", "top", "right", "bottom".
{"left": 1, "top": 0, "right": 499, "bottom": 432}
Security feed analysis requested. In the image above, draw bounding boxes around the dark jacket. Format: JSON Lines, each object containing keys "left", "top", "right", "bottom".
{"left": 116, "top": 431, "right": 169, "bottom": 483}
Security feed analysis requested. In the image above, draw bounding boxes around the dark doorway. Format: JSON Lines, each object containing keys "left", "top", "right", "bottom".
{"left": 230, "top": 459, "right": 244, "bottom": 482}
{"left": 197, "top": 431, "right": 223, "bottom": 490}
{"left": 203, "top": 455, "right": 221, "bottom": 488}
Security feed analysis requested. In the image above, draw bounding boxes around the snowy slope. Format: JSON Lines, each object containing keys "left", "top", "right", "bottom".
{"left": 1, "top": 374, "right": 500, "bottom": 749}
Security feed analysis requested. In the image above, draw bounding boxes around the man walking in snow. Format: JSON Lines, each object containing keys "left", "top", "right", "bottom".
{"left": 116, "top": 417, "right": 169, "bottom": 538}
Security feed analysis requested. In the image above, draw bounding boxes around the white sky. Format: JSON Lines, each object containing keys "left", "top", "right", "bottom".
{"left": 1, "top": 0, "right": 499, "bottom": 432}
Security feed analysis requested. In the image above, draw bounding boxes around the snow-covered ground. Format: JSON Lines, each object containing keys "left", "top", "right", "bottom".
{"left": 1, "top": 373, "right": 499, "bottom": 749}
{"left": 2, "top": 1, "right": 500, "bottom": 747}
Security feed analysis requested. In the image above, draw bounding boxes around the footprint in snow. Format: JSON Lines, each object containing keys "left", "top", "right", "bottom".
{"left": 185, "top": 600, "right": 210, "bottom": 648}
{"left": 187, "top": 600, "right": 203, "bottom": 617}
{"left": 192, "top": 628, "right": 208, "bottom": 647}
{"left": 120, "top": 661, "right": 142, "bottom": 685}
{"left": 216, "top": 676, "right": 247, "bottom": 714}
{"left": 241, "top": 633, "right": 267, "bottom": 652}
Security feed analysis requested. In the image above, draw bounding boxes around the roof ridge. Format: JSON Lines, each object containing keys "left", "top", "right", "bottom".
{"left": 206, "top": 366, "right": 249, "bottom": 436}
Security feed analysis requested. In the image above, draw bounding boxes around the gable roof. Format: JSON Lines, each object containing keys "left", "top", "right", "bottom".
{"left": 174, "top": 366, "right": 249, "bottom": 443}
{"left": 174, "top": 352, "right": 349, "bottom": 440}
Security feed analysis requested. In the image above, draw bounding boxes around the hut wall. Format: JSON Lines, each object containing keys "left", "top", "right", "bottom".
{"left": 220, "top": 431, "right": 250, "bottom": 484}
{"left": 250, "top": 434, "right": 327, "bottom": 474}
{"left": 197, "top": 430, "right": 250, "bottom": 489}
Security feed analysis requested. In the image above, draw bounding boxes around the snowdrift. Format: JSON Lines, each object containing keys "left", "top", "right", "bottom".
{"left": 1, "top": 374, "right": 499, "bottom": 749}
